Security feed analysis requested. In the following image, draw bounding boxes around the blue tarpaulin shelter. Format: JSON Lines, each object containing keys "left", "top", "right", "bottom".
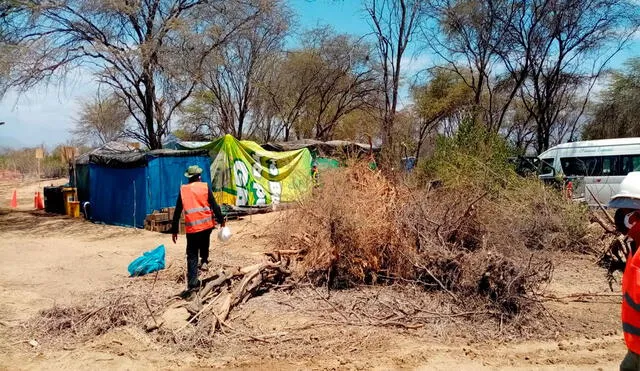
{"left": 74, "top": 148, "right": 211, "bottom": 228}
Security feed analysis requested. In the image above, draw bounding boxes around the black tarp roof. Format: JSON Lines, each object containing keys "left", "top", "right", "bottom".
{"left": 77, "top": 145, "right": 209, "bottom": 169}
{"left": 75, "top": 141, "right": 143, "bottom": 165}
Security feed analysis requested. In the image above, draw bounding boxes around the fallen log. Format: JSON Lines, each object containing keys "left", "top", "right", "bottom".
{"left": 156, "top": 254, "right": 291, "bottom": 334}
{"left": 590, "top": 211, "right": 617, "bottom": 235}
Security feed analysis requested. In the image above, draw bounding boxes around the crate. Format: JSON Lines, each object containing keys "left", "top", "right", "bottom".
{"left": 145, "top": 220, "right": 171, "bottom": 233}
{"left": 147, "top": 212, "right": 169, "bottom": 222}
{"left": 161, "top": 207, "right": 176, "bottom": 220}
{"left": 144, "top": 209, "right": 183, "bottom": 234}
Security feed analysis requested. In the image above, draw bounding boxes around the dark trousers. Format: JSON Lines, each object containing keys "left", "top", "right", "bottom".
{"left": 185, "top": 228, "right": 213, "bottom": 289}
{"left": 622, "top": 350, "right": 640, "bottom": 371}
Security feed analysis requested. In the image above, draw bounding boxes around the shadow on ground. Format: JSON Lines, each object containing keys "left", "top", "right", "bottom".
{"left": 0, "top": 209, "right": 141, "bottom": 239}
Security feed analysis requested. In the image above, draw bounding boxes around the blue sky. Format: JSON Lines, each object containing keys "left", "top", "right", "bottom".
{"left": 0, "top": 0, "right": 636, "bottom": 149}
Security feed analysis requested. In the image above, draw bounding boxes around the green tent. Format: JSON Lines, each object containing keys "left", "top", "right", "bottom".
{"left": 177, "top": 135, "right": 313, "bottom": 206}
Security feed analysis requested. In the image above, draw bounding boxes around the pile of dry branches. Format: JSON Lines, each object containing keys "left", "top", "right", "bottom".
{"left": 151, "top": 253, "right": 291, "bottom": 337}
{"left": 281, "top": 163, "right": 414, "bottom": 288}
{"left": 27, "top": 255, "right": 292, "bottom": 347}
{"left": 29, "top": 287, "right": 171, "bottom": 343}
{"left": 274, "top": 162, "right": 578, "bottom": 318}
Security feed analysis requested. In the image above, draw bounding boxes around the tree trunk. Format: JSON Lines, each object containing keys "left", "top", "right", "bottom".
{"left": 535, "top": 120, "right": 552, "bottom": 154}
{"left": 237, "top": 112, "right": 245, "bottom": 140}
{"left": 415, "top": 138, "right": 423, "bottom": 160}
{"left": 380, "top": 115, "right": 395, "bottom": 165}
{"left": 144, "top": 74, "right": 159, "bottom": 149}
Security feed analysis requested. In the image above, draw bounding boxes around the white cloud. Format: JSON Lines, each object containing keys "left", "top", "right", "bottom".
{"left": 400, "top": 54, "right": 431, "bottom": 77}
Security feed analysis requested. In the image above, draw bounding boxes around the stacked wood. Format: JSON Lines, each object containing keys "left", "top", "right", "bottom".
{"left": 144, "top": 208, "right": 183, "bottom": 233}
{"left": 150, "top": 254, "right": 291, "bottom": 333}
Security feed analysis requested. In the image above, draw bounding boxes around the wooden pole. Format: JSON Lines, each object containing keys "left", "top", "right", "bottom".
{"left": 586, "top": 186, "right": 615, "bottom": 225}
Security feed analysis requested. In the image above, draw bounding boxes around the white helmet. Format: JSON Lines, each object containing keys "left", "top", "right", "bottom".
{"left": 217, "top": 226, "right": 232, "bottom": 242}
{"left": 609, "top": 172, "right": 640, "bottom": 209}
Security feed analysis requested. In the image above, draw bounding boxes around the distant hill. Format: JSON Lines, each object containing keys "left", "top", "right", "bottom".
{"left": 0, "top": 136, "right": 27, "bottom": 150}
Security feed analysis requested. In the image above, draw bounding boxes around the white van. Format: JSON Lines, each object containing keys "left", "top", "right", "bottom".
{"left": 538, "top": 137, "right": 640, "bottom": 207}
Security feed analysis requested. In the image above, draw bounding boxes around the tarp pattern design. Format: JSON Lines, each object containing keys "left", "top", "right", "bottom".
{"left": 178, "top": 135, "right": 313, "bottom": 206}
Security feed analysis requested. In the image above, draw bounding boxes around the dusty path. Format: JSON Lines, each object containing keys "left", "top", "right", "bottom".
{"left": 0, "top": 180, "right": 629, "bottom": 370}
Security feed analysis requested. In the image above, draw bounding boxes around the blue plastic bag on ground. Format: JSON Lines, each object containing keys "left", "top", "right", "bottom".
{"left": 128, "top": 244, "right": 166, "bottom": 277}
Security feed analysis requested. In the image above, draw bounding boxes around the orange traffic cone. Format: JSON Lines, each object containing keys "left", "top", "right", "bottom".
{"left": 10, "top": 190, "right": 17, "bottom": 208}
{"left": 37, "top": 192, "right": 44, "bottom": 210}
{"left": 34, "top": 192, "right": 44, "bottom": 209}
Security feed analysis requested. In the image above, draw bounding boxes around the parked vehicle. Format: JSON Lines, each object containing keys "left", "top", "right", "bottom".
{"left": 508, "top": 156, "right": 540, "bottom": 177}
{"left": 537, "top": 137, "right": 640, "bottom": 206}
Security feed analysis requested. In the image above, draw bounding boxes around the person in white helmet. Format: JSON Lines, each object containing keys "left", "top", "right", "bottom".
{"left": 609, "top": 172, "right": 640, "bottom": 371}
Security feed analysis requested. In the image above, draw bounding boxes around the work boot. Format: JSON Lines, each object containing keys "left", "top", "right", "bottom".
{"left": 178, "top": 287, "right": 198, "bottom": 301}
{"left": 199, "top": 262, "right": 209, "bottom": 272}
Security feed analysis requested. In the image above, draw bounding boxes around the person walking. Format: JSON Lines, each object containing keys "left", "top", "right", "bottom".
{"left": 171, "top": 165, "right": 225, "bottom": 292}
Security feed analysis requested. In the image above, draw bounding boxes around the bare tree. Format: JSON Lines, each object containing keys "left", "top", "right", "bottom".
{"left": 72, "top": 92, "right": 130, "bottom": 146}
{"left": 199, "top": 2, "right": 290, "bottom": 140}
{"left": 264, "top": 50, "right": 320, "bottom": 141}
{"left": 411, "top": 67, "right": 474, "bottom": 158}
{"left": 365, "top": 0, "right": 423, "bottom": 160}
{"left": 298, "top": 28, "right": 378, "bottom": 140}
{"left": 424, "top": 0, "right": 527, "bottom": 133}
{"left": 8, "top": 0, "right": 265, "bottom": 149}
{"left": 517, "top": 0, "right": 639, "bottom": 152}
{"left": 0, "top": 1, "right": 24, "bottom": 97}
{"left": 265, "top": 28, "right": 377, "bottom": 141}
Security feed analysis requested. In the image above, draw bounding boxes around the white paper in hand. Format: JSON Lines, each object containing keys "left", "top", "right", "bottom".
{"left": 218, "top": 226, "right": 232, "bottom": 242}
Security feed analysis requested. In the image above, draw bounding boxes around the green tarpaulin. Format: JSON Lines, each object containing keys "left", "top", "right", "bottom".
{"left": 316, "top": 157, "right": 340, "bottom": 169}
{"left": 177, "top": 135, "right": 313, "bottom": 206}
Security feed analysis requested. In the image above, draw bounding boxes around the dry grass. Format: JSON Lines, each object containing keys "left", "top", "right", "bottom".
{"left": 25, "top": 280, "right": 178, "bottom": 346}
{"left": 35, "top": 296, "right": 142, "bottom": 337}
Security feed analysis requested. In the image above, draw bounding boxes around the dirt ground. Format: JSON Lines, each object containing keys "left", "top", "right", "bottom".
{"left": 0, "top": 178, "right": 629, "bottom": 370}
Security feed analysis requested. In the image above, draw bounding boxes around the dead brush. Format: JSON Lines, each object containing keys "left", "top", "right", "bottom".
{"left": 32, "top": 295, "right": 146, "bottom": 339}
{"left": 465, "top": 251, "right": 554, "bottom": 316}
{"left": 27, "top": 282, "right": 176, "bottom": 344}
{"left": 159, "top": 262, "right": 186, "bottom": 284}
{"left": 277, "top": 162, "right": 416, "bottom": 288}
{"left": 480, "top": 177, "right": 591, "bottom": 254}
{"left": 275, "top": 162, "right": 571, "bottom": 320}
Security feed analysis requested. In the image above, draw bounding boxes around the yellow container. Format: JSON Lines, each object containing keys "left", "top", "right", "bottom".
{"left": 68, "top": 201, "right": 81, "bottom": 218}
{"left": 61, "top": 187, "right": 76, "bottom": 216}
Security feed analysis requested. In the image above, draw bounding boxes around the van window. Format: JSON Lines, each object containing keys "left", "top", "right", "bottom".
{"left": 602, "top": 156, "right": 620, "bottom": 176}
{"left": 622, "top": 155, "right": 640, "bottom": 174}
{"left": 540, "top": 158, "right": 554, "bottom": 175}
{"left": 560, "top": 157, "right": 602, "bottom": 176}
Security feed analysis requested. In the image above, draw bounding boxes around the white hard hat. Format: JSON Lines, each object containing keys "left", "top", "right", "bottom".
{"left": 609, "top": 172, "right": 640, "bottom": 209}
{"left": 217, "top": 226, "right": 232, "bottom": 242}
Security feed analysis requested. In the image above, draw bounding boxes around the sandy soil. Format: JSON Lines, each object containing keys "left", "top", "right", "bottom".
{"left": 0, "top": 179, "right": 629, "bottom": 370}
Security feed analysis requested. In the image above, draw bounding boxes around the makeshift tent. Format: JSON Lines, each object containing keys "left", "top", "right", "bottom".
{"left": 174, "top": 134, "right": 313, "bottom": 206}
{"left": 74, "top": 149, "right": 211, "bottom": 228}
{"left": 73, "top": 141, "right": 142, "bottom": 204}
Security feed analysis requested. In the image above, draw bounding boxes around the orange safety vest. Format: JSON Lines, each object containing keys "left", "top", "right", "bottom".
{"left": 622, "top": 222, "right": 640, "bottom": 354}
{"left": 180, "top": 182, "right": 215, "bottom": 234}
